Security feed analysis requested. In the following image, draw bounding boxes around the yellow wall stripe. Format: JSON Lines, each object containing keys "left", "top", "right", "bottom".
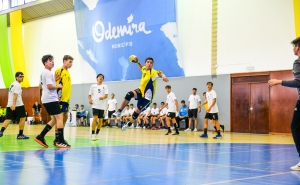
{"left": 211, "top": 0, "right": 218, "bottom": 75}
{"left": 294, "top": 0, "right": 300, "bottom": 37}
{"left": 10, "top": 10, "right": 30, "bottom": 87}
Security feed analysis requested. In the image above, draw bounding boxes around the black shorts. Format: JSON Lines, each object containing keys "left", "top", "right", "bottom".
{"left": 188, "top": 109, "right": 198, "bottom": 118}
{"left": 5, "top": 105, "right": 26, "bottom": 120}
{"left": 43, "top": 102, "right": 61, "bottom": 115}
{"left": 205, "top": 113, "right": 219, "bottom": 120}
{"left": 60, "top": 102, "right": 69, "bottom": 113}
{"left": 77, "top": 115, "right": 86, "bottom": 119}
{"left": 93, "top": 108, "right": 104, "bottom": 118}
{"left": 108, "top": 110, "right": 116, "bottom": 118}
{"left": 167, "top": 112, "right": 176, "bottom": 119}
{"left": 135, "top": 88, "right": 151, "bottom": 111}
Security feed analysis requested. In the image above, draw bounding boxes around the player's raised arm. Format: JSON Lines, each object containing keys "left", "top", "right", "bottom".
{"left": 158, "top": 71, "right": 169, "bottom": 82}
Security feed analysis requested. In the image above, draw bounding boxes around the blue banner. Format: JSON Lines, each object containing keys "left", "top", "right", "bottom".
{"left": 74, "top": 0, "right": 184, "bottom": 81}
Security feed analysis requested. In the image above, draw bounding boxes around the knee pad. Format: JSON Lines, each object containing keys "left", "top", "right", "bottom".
{"left": 132, "top": 111, "right": 139, "bottom": 120}
{"left": 125, "top": 91, "right": 134, "bottom": 101}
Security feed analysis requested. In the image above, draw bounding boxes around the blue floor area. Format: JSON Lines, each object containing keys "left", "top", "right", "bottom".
{"left": 1, "top": 143, "right": 300, "bottom": 185}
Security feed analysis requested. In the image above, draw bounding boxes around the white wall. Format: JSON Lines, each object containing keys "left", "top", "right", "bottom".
{"left": 217, "top": 0, "right": 296, "bottom": 74}
{"left": 0, "top": 0, "right": 296, "bottom": 88}
{"left": 23, "top": 11, "right": 83, "bottom": 86}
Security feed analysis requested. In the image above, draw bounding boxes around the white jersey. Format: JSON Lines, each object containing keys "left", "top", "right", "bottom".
{"left": 188, "top": 94, "right": 201, "bottom": 109}
{"left": 160, "top": 107, "right": 167, "bottom": 116}
{"left": 143, "top": 107, "right": 151, "bottom": 115}
{"left": 122, "top": 109, "right": 130, "bottom": 116}
{"left": 40, "top": 69, "right": 59, "bottom": 103}
{"left": 206, "top": 89, "right": 219, "bottom": 113}
{"left": 7, "top": 81, "right": 23, "bottom": 107}
{"left": 166, "top": 92, "right": 177, "bottom": 113}
{"left": 129, "top": 108, "right": 135, "bottom": 115}
{"left": 151, "top": 107, "right": 159, "bottom": 115}
{"left": 107, "top": 99, "right": 117, "bottom": 111}
{"left": 88, "top": 84, "right": 108, "bottom": 110}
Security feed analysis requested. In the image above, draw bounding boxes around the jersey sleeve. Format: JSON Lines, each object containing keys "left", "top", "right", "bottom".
{"left": 103, "top": 85, "right": 108, "bottom": 95}
{"left": 212, "top": 91, "right": 217, "bottom": 99}
{"left": 171, "top": 92, "right": 177, "bottom": 100}
{"left": 45, "top": 72, "right": 54, "bottom": 85}
{"left": 198, "top": 95, "right": 201, "bottom": 102}
{"left": 55, "top": 68, "right": 60, "bottom": 85}
{"left": 13, "top": 83, "right": 22, "bottom": 94}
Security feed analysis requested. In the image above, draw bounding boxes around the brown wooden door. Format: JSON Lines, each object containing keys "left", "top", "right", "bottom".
{"left": 250, "top": 83, "right": 269, "bottom": 134}
{"left": 231, "top": 84, "right": 250, "bottom": 133}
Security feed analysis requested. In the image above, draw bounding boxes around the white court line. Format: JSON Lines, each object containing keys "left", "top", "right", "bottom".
{"left": 202, "top": 172, "right": 291, "bottom": 185}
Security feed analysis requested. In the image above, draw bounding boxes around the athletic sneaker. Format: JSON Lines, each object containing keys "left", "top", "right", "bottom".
{"left": 16, "top": 134, "right": 29, "bottom": 139}
{"left": 129, "top": 124, "right": 134, "bottom": 129}
{"left": 151, "top": 126, "right": 156, "bottom": 130}
{"left": 213, "top": 134, "right": 222, "bottom": 139}
{"left": 193, "top": 128, "right": 198, "bottom": 132}
{"left": 184, "top": 128, "right": 191, "bottom": 132}
{"left": 122, "top": 122, "right": 129, "bottom": 131}
{"left": 165, "top": 131, "right": 172, "bottom": 135}
{"left": 112, "top": 111, "right": 121, "bottom": 118}
{"left": 199, "top": 133, "right": 208, "bottom": 138}
{"left": 34, "top": 135, "right": 48, "bottom": 148}
{"left": 55, "top": 141, "right": 71, "bottom": 148}
{"left": 220, "top": 125, "right": 225, "bottom": 133}
{"left": 157, "top": 126, "right": 161, "bottom": 129}
{"left": 291, "top": 162, "right": 300, "bottom": 171}
{"left": 171, "top": 126, "right": 174, "bottom": 130}
{"left": 172, "top": 132, "right": 179, "bottom": 135}
{"left": 136, "top": 125, "right": 141, "bottom": 129}
{"left": 91, "top": 134, "right": 97, "bottom": 141}
{"left": 95, "top": 134, "right": 99, "bottom": 140}
{"left": 0, "top": 131, "right": 3, "bottom": 137}
{"left": 54, "top": 138, "right": 71, "bottom": 147}
{"left": 143, "top": 126, "right": 146, "bottom": 129}
{"left": 53, "top": 138, "right": 58, "bottom": 146}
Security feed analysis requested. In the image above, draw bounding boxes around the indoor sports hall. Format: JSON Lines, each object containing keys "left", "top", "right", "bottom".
{"left": 1, "top": 0, "right": 300, "bottom": 185}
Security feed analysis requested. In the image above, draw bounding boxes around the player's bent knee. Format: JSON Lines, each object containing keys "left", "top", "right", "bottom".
{"left": 125, "top": 91, "right": 134, "bottom": 101}
{"left": 132, "top": 112, "right": 139, "bottom": 120}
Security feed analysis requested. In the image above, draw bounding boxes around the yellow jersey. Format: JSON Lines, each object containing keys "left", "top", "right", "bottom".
{"left": 55, "top": 67, "right": 72, "bottom": 103}
{"left": 204, "top": 103, "right": 208, "bottom": 110}
{"left": 138, "top": 66, "right": 161, "bottom": 99}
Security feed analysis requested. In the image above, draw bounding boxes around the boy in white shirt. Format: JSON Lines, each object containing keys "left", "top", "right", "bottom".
{"left": 200, "top": 82, "right": 222, "bottom": 139}
{"left": 106, "top": 93, "right": 118, "bottom": 127}
{"left": 143, "top": 107, "right": 151, "bottom": 129}
{"left": 150, "top": 103, "right": 160, "bottom": 129}
{"left": 0, "top": 72, "right": 29, "bottom": 139}
{"left": 120, "top": 105, "right": 130, "bottom": 128}
{"left": 159, "top": 102, "right": 167, "bottom": 129}
{"left": 159, "top": 85, "right": 179, "bottom": 135}
{"left": 185, "top": 88, "right": 201, "bottom": 132}
{"left": 88, "top": 74, "right": 108, "bottom": 140}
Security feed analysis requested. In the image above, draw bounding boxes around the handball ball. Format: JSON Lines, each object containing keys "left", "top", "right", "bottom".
{"left": 129, "top": 55, "right": 137, "bottom": 63}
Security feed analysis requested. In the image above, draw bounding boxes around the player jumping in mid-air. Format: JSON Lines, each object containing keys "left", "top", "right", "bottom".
{"left": 113, "top": 56, "right": 169, "bottom": 131}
